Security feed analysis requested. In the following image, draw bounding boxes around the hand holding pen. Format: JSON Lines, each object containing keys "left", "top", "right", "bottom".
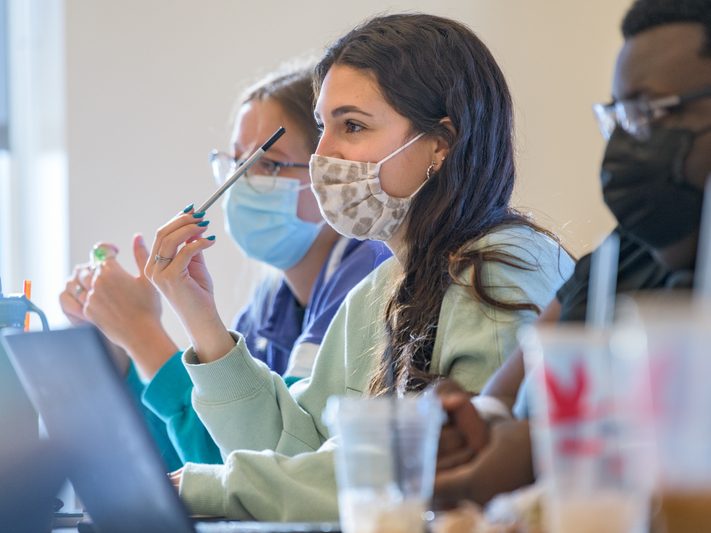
{"left": 143, "top": 126, "right": 286, "bottom": 362}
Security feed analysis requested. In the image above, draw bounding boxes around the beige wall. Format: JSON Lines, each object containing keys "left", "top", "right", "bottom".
{"left": 65, "top": 0, "right": 629, "bottom": 344}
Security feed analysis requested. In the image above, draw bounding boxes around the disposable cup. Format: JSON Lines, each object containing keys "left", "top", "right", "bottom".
{"left": 521, "top": 324, "right": 651, "bottom": 533}
{"left": 323, "top": 394, "right": 443, "bottom": 533}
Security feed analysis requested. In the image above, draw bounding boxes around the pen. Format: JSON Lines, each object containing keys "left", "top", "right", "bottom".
{"left": 194, "top": 126, "right": 286, "bottom": 213}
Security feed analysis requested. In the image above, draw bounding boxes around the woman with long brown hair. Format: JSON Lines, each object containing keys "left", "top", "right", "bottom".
{"left": 145, "top": 13, "right": 574, "bottom": 520}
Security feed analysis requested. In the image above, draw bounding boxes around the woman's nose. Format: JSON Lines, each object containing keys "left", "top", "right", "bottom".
{"left": 314, "top": 133, "right": 329, "bottom": 157}
{"left": 314, "top": 130, "right": 340, "bottom": 159}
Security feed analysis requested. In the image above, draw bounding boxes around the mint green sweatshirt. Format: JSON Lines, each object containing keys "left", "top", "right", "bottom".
{"left": 179, "top": 226, "right": 574, "bottom": 520}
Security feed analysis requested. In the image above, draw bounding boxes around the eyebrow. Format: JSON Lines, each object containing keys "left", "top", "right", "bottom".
{"left": 314, "top": 105, "right": 374, "bottom": 121}
{"left": 235, "top": 145, "right": 288, "bottom": 160}
{"left": 331, "top": 105, "right": 373, "bottom": 118}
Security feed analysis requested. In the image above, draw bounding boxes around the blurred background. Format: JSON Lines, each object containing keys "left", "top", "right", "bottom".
{"left": 0, "top": 0, "right": 627, "bottom": 345}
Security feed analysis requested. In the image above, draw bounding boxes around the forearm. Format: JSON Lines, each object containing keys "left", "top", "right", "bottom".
{"left": 480, "top": 348, "right": 526, "bottom": 410}
{"left": 123, "top": 321, "right": 180, "bottom": 380}
{"left": 184, "top": 332, "right": 325, "bottom": 455}
{"left": 180, "top": 442, "right": 340, "bottom": 520}
{"left": 179, "top": 307, "right": 235, "bottom": 364}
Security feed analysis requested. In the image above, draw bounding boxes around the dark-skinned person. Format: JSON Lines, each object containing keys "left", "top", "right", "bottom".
{"left": 142, "top": 14, "right": 573, "bottom": 520}
{"left": 435, "top": 0, "right": 711, "bottom": 511}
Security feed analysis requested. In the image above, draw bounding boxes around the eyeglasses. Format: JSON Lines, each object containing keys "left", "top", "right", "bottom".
{"left": 593, "top": 86, "right": 711, "bottom": 141}
{"left": 208, "top": 149, "right": 309, "bottom": 187}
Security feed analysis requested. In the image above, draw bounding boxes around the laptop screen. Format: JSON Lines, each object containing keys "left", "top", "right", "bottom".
{"left": 2, "top": 326, "right": 195, "bottom": 533}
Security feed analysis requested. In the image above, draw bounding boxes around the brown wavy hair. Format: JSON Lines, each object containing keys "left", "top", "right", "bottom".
{"left": 238, "top": 63, "right": 320, "bottom": 153}
{"left": 314, "top": 14, "right": 557, "bottom": 395}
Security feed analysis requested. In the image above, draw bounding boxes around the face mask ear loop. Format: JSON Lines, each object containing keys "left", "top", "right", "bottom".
{"left": 375, "top": 132, "right": 426, "bottom": 168}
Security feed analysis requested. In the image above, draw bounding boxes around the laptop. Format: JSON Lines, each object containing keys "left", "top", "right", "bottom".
{"left": 2, "top": 326, "right": 339, "bottom": 533}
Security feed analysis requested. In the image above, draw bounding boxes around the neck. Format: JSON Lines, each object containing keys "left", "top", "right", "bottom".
{"left": 386, "top": 223, "right": 408, "bottom": 265}
{"left": 283, "top": 224, "right": 340, "bottom": 306}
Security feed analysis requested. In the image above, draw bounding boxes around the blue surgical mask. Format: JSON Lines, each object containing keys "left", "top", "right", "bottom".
{"left": 222, "top": 175, "right": 322, "bottom": 270}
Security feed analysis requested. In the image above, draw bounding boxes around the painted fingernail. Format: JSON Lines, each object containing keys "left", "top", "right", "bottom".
{"left": 192, "top": 211, "right": 206, "bottom": 218}
{"left": 206, "top": 235, "right": 216, "bottom": 241}
{"left": 182, "top": 203, "right": 194, "bottom": 213}
{"left": 197, "top": 220, "right": 210, "bottom": 227}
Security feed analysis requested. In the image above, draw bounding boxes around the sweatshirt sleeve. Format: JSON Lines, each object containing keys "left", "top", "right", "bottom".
{"left": 436, "top": 227, "right": 574, "bottom": 393}
{"left": 182, "top": 316, "right": 351, "bottom": 459}
{"left": 178, "top": 270, "right": 374, "bottom": 520}
{"left": 142, "top": 352, "right": 222, "bottom": 465}
{"left": 180, "top": 439, "right": 340, "bottom": 520}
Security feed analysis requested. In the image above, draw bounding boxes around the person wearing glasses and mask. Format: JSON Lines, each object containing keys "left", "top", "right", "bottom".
{"left": 435, "top": 0, "right": 711, "bottom": 508}
{"left": 58, "top": 66, "right": 390, "bottom": 468}
{"left": 144, "top": 13, "right": 573, "bottom": 520}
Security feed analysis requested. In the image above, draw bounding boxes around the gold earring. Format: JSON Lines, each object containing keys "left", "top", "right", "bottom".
{"left": 426, "top": 161, "right": 436, "bottom": 180}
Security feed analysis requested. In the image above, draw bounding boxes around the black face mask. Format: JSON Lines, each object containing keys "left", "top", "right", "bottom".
{"left": 601, "top": 125, "right": 709, "bottom": 250}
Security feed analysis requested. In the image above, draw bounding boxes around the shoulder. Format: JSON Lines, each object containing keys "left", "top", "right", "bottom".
{"left": 463, "top": 224, "right": 574, "bottom": 285}
{"left": 557, "top": 227, "right": 670, "bottom": 322}
{"left": 469, "top": 224, "right": 565, "bottom": 257}
{"left": 445, "top": 224, "right": 575, "bottom": 314}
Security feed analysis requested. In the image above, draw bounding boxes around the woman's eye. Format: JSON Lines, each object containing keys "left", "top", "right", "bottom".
{"left": 254, "top": 159, "right": 276, "bottom": 174}
{"left": 345, "top": 120, "right": 364, "bottom": 134}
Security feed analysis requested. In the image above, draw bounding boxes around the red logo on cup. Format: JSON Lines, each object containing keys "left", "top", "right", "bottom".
{"left": 545, "top": 361, "right": 589, "bottom": 424}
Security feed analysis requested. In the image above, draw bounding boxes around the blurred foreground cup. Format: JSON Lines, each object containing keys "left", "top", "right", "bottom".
{"left": 619, "top": 295, "right": 711, "bottom": 533}
{"left": 521, "top": 323, "right": 652, "bottom": 533}
{"left": 323, "top": 394, "right": 444, "bottom": 533}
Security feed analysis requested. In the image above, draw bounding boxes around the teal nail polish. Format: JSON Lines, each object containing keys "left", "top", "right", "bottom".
{"left": 182, "top": 203, "right": 194, "bottom": 213}
{"left": 192, "top": 211, "right": 206, "bottom": 219}
{"left": 206, "top": 235, "right": 216, "bottom": 241}
{"left": 197, "top": 220, "right": 210, "bottom": 227}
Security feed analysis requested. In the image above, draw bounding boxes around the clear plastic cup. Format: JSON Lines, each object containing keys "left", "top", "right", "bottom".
{"left": 619, "top": 295, "right": 711, "bottom": 532}
{"left": 323, "top": 394, "right": 444, "bottom": 533}
{"left": 520, "top": 324, "right": 651, "bottom": 533}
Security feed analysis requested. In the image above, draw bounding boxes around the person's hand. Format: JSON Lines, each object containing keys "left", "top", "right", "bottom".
{"left": 434, "top": 420, "right": 534, "bottom": 506}
{"left": 436, "top": 380, "right": 490, "bottom": 471}
{"left": 145, "top": 209, "right": 234, "bottom": 363}
{"left": 168, "top": 467, "right": 183, "bottom": 491}
{"left": 59, "top": 263, "right": 95, "bottom": 325}
{"left": 84, "top": 235, "right": 178, "bottom": 378}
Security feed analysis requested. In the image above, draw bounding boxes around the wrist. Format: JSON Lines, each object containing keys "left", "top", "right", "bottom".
{"left": 124, "top": 321, "right": 178, "bottom": 379}
{"left": 181, "top": 310, "right": 235, "bottom": 363}
{"left": 471, "top": 395, "right": 513, "bottom": 424}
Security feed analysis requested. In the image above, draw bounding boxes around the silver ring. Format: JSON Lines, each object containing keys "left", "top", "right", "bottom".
{"left": 154, "top": 254, "right": 173, "bottom": 264}
{"left": 74, "top": 284, "right": 84, "bottom": 296}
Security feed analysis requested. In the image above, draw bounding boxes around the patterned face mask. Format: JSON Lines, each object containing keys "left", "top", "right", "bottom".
{"left": 309, "top": 133, "right": 426, "bottom": 241}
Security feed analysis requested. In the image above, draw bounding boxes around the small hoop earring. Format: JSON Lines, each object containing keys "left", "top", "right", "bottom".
{"left": 426, "top": 161, "right": 436, "bottom": 180}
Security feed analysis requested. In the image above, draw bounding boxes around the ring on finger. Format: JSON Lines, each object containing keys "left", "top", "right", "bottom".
{"left": 154, "top": 254, "right": 173, "bottom": 264}
{"left": 74, "top": 284, "right": 84, "bottom": 296}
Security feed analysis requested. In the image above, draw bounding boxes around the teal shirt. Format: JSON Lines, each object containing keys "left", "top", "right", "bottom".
{"left": 124, "top": 362, "right": 183, "bottom": 471}
{"left": 140, "top": 352, "right": 222, "bottom": 465}
{"left": 178, "top": 226, "right": 575, "bottom": 520}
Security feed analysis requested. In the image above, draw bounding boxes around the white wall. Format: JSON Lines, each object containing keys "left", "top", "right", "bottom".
{"left": 64, "top": 0, "right": 628, "bottom": 344}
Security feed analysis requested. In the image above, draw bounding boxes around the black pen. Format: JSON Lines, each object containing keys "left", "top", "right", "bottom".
{"left": 194, "top": 126, "right": 285, "bottom": 213}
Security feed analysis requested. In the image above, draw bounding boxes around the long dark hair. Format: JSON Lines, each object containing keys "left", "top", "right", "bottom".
{"left": 314, "top": 14, "right": 548, "bottom": 395}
